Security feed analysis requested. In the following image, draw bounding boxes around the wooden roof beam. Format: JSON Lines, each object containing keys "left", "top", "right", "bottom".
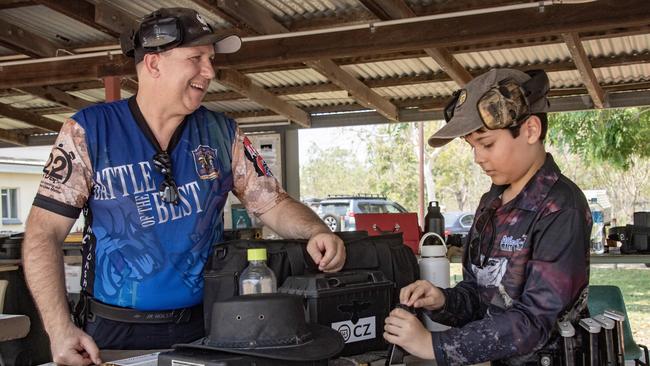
{"left": 214, "top": 0, "right": 650, "bottom": 68}
{"left": 33, "top": 0, "right": 133, "bottom": 37}
{"left": 199, "top": 0, "right": 399, "bottom": 122}
{"left": 0, "top": 18, "right": 67, "bottom": 57}
{"left": 0, "top": 103, "right": 62, "bottom": 131}
{"left": 207, "top": 0, "right": 287, "bottom": 34}
{"left": 304, "top": 59, "right": 398, "bottom": 121}
{"left": 20, "top": 86, "right": 93, "bottom": 110}
{"left": 0, "top": 128, "right": 28, "bottom": 146}
{"left": 562, "top": 32, "right": 607, "bottom": 109}
{"left": 360, "top": 0, "right": 472, "bottom": 87}
{"left": 216, "top": 69, "right": 310, "bottom": 127}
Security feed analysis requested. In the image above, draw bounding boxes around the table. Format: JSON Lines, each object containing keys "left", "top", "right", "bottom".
{"left": 449, "top": 254, "right": 650, "bottom": 264}
{"left": 97, "top": 350, "right": 441, "bottom": 366}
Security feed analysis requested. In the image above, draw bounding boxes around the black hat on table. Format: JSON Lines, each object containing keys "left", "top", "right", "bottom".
{"left": 175, "top": 293, "right": 344, "bottom": 361}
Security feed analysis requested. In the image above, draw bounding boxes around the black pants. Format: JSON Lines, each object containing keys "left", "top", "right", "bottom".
{"left": 84, "top": 306, "right": 204, "bottom": 350}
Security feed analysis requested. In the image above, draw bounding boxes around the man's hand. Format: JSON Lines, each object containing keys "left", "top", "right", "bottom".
{"left": 384, "top": 308, "right": 434, "bottom": 359}
{"left": 400, "top": 280, "right": 446, "bottom": 311}
{"left": 49, "top": 322, "right": 101, "bottom": 366}
{"left": 306, "top": 232, "right": 346, "bottom": 272}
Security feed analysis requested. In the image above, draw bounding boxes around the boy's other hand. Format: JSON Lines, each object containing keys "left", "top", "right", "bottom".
{"left": 383, "top": 307, "right": 434, "bottom": 360}
{"left": 399, "top": 280, "right": 446, "bottom": 311}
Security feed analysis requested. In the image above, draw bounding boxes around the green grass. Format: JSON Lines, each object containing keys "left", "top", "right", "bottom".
{"left": 590, "top": 266, "right": 650, "bottom": 348}
{"left": 449, "top": 264, "right": 650, "bottom": 347}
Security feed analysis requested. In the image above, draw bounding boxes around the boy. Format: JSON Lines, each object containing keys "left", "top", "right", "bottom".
{"left": 383, "top": 68, "right": 591, "bottom": 365}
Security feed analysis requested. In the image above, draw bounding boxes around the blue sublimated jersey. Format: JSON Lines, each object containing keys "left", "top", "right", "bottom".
{"left": 34, "top": 98, "right": 288, "bottom": 311}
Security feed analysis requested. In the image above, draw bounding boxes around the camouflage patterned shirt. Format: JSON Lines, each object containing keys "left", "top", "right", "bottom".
{"left": 428, "top": 154, "right": 592, "bottom": 365}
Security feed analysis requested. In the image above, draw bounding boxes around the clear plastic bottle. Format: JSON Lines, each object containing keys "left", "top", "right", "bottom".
{"left": 239, "top": 248, "right": 277, "bottom": 295}
{"left": 589, "top": 198, "right": 605, "bottom": 255}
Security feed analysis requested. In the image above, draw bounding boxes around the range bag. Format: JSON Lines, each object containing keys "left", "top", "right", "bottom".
{"left": 203, "top": 232, "right": 419, "bottom": 332}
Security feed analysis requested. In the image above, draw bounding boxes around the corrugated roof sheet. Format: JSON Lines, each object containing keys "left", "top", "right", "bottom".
{"left": 374, "top": 81, "right": 458, "bottom": 100}
{"left": 456, "top": 43, "right": 570, "bottom": 69}
{"left": 282, "top": 91, "right": 353, "bottom": 107}
{"left": 548, "top": 70, "right": 583, "bottom": 89}
{"left": 595, "top": 64, "right": 650, "bottom": 84}
{"left": 247, "top": 68, "right": 328, "bottom": 87}
{"left": 107, "top": 0, "right": 231, "bottom": 28}
{"left": 583, "top": 34, "right": 650, "bottom": 57}
{"left": 203, "top": 100, "right": 267, "bottom": 112}
{"left": 0, "top": 5, "right": 114, "bottom": 46}
{"left": 0, "top": 118, "right": 37, "bottom": 130}
{"left": 0, "top": 95, "right": 58, "bottom": 109}
{"left": 343, "top": 57, "right": 441, "bottom": 79}
{"left": 259, "top": 0, "right": 364, "bottom": 18}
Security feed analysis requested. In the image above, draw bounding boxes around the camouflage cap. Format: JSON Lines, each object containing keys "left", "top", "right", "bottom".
{"left": 428, "top": 68, "right": 550, "bottom": 148}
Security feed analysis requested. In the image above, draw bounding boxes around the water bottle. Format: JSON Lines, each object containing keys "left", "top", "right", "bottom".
{"left": 424, "top": 201, "right": 445, "bottom": 244}
{"left": 418, "top": 232, "right": 450, "bottom": 331}
{"left": 589, "top": 198, "right": 605, "bottom": 255}
{"left": 239, "top": 248, "right": 277, "bottom": 295}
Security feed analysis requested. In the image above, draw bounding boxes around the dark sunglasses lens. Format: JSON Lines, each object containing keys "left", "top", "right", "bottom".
{"left": 160, "top": 181, "right": 179, "bottom": 204}
{"left": 444, "top": 92, "right": 460, "bottom": 122}
{"left": 140, "top": 17, "right": 181, "bottom": 49}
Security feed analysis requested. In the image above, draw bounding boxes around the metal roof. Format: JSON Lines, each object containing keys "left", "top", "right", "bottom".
{"left": 0, "top": 0, "right": 649, "bottom": 146}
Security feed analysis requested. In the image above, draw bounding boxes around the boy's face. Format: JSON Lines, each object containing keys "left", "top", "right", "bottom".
{"left": 464, "top": 120, "right": 536, "bottom": 186}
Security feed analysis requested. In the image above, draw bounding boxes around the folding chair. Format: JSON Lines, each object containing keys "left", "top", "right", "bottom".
{"left": 588, "top": 285, "right": 649, "bottom": 366}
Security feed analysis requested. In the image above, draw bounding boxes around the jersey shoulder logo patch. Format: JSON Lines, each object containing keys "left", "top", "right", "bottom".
{"left": 243, "top": 136, "right": 273, "bottom": 177}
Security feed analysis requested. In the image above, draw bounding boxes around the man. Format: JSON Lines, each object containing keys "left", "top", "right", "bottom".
{"left": 22, "top": 8, "right": 345, "bottom": 366}
{"left": 383, "top": 68, "right": 591, "bottom": 365}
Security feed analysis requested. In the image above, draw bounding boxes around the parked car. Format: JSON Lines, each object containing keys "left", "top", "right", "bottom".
{"left": 443, "top": 211, "right": 475, "bottom": 246}
{"left": 317, "top": 195, "right": 407, "bottom": 232}
{"left": 301, "top": 198, "right": 322, "bottom": 212}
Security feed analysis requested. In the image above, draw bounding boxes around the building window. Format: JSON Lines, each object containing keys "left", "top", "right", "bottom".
{"left": 1, "top": 188, "right": 20, "bottom": 224}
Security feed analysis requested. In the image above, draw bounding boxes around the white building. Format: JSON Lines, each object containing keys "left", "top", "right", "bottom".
{"left": 0, "top": 146, "right": 83, "bottom": 233}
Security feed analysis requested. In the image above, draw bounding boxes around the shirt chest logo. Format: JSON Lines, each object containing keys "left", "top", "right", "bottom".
{"left": 192, "top": 145, "right": 219, "bottom": 180}
{"left": 499, "top": 234, "right": 527, "bottom": 252}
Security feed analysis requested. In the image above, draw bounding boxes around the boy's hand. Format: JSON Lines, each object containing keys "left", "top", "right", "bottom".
{"left": 383, "top": 308, "right": 434, "bottom": 360}
{"left": 399, "top": 280, "right": 446, "bottom": 311}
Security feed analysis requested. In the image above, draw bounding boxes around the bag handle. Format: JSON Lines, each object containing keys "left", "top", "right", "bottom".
{"left": 327, "top": 272, "right": 373, "bottom": 287}
{"left": 372, "top": 223, "right": 401, "bottom": 234}
{"left": 418, "top": 232, "right": 447, "bottom": 255}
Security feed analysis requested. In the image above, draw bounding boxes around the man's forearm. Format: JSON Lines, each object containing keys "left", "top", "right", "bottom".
{"left": 260, "top": 198, "right": 330, "bottom": 239}
{"left": 22, "top": 209, "right": 75, "bottom": 333}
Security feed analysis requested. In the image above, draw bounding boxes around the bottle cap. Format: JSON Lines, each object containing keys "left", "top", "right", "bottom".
{"left": 247, "top": 248, "right": 267, "bottom": 261}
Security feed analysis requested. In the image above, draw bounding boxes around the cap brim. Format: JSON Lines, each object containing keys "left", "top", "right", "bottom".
{"left": 185, "top": 34, "right": 242, "bottom": 54}
{"left": 174, "top": 324, "right": 344, "bottom": 361}
{"left": 428, "top": 114, "right": 483, "bottom": 147}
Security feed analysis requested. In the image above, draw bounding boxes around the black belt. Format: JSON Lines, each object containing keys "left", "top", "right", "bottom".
{"left": 88, "top": 298, "right": 200, "bottom": 324}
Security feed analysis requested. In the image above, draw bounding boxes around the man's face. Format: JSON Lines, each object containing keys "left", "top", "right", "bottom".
{"left": 155, "top": 44, "right": 216, "bottom": 115}
{"left": 464, "top": 121, "right": 533, "bottom": 186}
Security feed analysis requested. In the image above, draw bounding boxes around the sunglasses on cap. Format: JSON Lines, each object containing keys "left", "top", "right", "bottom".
{"left": 138, "top": 15, "right": 189, "bottom": 53}
{"left": 444, "top": 78, "right": 531, "bottom": 130}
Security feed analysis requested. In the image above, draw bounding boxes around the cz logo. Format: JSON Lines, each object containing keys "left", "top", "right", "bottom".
{"left": 331, "top": 316, "right": 376, "bottom": 343}
{"left": 43, "top": 143, "right": 76, "bottom": 184}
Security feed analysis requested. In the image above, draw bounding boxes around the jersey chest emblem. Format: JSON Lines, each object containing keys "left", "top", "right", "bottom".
{"left": 192, "top": 145, "right": 219, "bottom": 180}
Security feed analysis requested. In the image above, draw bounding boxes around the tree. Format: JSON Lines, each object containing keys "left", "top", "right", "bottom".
{"left": 299, "top": 143, "right": 370, "bottom": 199}
{"left": 548, "top": 108, "right": 650, "bottom": 224}
{"left": 548, "top": 108, "right": 650, "bottom": 169}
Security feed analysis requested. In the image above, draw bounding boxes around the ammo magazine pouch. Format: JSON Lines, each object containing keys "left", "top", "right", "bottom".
{"left": 203, "top": 232, "right": 419, "bottom": 332}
